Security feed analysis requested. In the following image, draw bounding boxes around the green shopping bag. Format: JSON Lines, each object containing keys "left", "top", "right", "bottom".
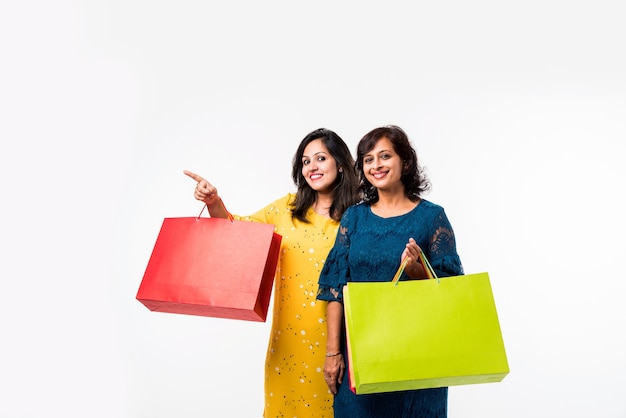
{"left": 343, "top": 253, "right": 509, "bottom": 394}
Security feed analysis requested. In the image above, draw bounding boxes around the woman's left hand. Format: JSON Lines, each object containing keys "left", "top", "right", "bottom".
{"left": 402, "top": 238, "right": 426, "bottom": 279}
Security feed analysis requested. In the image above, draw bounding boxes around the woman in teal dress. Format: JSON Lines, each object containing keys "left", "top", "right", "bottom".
{"left": 317, "top": 125, "right": 463, "bottom": 418}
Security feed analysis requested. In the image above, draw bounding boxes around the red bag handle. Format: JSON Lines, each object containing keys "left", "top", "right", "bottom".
{"left": 196, "top": 198, "right": 234, "bottom": 222}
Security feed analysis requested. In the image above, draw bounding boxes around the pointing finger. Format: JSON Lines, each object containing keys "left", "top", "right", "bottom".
{"left": 183, "top": 170, "right": 204, "bottom": 182}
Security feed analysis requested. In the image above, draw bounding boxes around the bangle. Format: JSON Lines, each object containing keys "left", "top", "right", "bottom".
{"left": 325, "top": 352, "right": 342, "bottom": 357}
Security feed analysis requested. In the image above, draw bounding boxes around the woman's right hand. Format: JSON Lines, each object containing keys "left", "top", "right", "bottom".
{"left": 324, "top": 354, "right": 345, "bottom": 395}
{"left": 324, "top": 301, "right": 345, "bottom": 394}
{"left": 183, "top": 170, "right": 220, "bottom": 206}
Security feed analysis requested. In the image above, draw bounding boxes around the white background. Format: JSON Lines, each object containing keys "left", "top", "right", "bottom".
{"left": 1, "top": 1, "right": 625, "bottom": 417}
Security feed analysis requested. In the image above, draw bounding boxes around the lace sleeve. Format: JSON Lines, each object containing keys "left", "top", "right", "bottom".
{"left": 427, "top": 209, "right": 464, "bottom": 277}
{"left": 316, "top": 209, "right": 353, "bottom": 303}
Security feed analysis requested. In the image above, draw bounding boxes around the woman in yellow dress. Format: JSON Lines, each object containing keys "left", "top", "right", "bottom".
{"left": 184, "top": 128, "right": 360, "bottom": 417}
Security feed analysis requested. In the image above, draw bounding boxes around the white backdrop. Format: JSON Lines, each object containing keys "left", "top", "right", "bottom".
{"left": 1, "top": 1, "right": 625, "bottom": 417}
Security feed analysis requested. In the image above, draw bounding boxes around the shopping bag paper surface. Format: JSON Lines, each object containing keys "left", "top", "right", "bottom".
{"left": 344, "top": 272, "right": 509, "bottom": 394}
{"left": 136, "top": 216, "right": 281, "bottom": 321}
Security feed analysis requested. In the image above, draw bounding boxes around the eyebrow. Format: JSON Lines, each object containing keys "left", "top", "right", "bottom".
{"left": 302, "top": 151, "right": 328, "bottom": 159}
{"left": 364, "top": 149, "right": 392, "bottom": 156}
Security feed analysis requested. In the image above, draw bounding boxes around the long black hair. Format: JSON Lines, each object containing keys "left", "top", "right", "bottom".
{"left": 291, "top": 128, "right": 360, "bottom": 223}
{"left": 356, "top": 125, "right": 430, "bottom": 203}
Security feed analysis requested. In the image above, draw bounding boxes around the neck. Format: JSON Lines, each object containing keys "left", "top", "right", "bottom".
{"left": 376, "top": 187, "right": 407, "bottom": 207}
{"left": 371, "top": 188, "right": 418, "bottom": 217}
{"left": 313, "top": 192, "right": 334, "bottom": 218}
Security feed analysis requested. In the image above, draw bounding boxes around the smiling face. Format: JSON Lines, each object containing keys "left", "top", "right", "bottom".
{"left": 301, "top": 138, "right": 340, "bottom": 194}
{"left": 362, "top": 136, "right": 404, "bottom": 192}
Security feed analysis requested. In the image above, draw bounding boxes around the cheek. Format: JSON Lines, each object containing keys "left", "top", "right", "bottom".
{"left": 325, "top": 169, "right": 338, "bottom": 183}
{"left": 326, "top": 163, "right": 340, "bottom": 180}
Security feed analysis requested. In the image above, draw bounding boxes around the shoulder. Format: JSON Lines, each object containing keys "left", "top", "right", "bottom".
{"left": 341, "top": 201, "right": 368, "bottom": 222}
{"left": 417, "top": 199, "right": 445, "bottom": 214}
{"left": 264, "top": 193, "right": 296, "bottom": 209}
{"left": 244, "top": 193, "right": 294, "bottom": 223}
{"left": 280, "top": 193, "right": 296, "bottom": 205}
{"left": 346, "top": 201, "right": 369, "bottom": 214}
{"left": 411, "top": 199, "right": 447, "bottom": 221}
{"left": 416, "top": 199, "right": 455, "bottom": 226}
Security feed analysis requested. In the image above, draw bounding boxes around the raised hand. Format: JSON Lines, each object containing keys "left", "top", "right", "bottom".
{"left": 402, "top": 238, "right": 427, "bottom": 279}
{"left": 183, "top": 170, "right": 220, "bottom": 206}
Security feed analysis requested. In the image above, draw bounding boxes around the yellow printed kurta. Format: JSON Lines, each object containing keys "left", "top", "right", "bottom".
{"left": 238, "top": 194, "right": 337, "bottom": 417}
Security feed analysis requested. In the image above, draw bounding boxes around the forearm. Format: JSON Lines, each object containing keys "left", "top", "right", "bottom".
{"left": 206, "top": 198, "right": 230, "bottom": 219}
{"left": 326, "top": 300, "right": 344, "bottom": 354}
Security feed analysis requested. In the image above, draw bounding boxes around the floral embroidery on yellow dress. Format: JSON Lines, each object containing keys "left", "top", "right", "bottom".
{"left": 237, "top": 194, "right": 336, "bottom": 417}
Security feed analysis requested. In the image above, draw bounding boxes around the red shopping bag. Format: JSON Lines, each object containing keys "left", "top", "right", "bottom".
{"left": 136, "top": 207, "right": 282, "bottom": 322}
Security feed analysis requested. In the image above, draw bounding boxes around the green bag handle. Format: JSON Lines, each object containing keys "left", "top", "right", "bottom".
{"left": 391, "top": 251, "right": 439, "bottom": 286}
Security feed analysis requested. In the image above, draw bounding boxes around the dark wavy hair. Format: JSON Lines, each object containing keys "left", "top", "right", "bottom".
{"left": 291, "top": 128, "right": 360, "bottom": 223}
{"left": 356, "top": 125, "right": 430, "bottom": 203}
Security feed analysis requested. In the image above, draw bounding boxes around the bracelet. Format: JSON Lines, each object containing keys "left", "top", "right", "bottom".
{"left": 325, "top": 352, "right": 342, "bottom": 357}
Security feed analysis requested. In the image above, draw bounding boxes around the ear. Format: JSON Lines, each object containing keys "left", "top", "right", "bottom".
{"left": 338, "top": 167, "right": 343, "bottom": 172}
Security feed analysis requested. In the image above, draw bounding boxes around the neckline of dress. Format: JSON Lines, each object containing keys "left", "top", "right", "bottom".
{"left": 307, "top": 207, "right": 337, "bottom": 223}
{"left": 367, "top": 199, "right": 423, "bottom": 219}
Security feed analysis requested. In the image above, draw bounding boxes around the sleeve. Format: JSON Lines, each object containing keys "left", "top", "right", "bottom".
{"left": 426, "top": 207, "right": 464, "bottom": 278}
{"left": 231, "top": 194, "right": 293, "bottom": 224}
{"left": 316, "top": 207, "right": 354, "bottom": 303}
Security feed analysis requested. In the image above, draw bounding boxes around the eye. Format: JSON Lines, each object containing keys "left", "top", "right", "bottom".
{"left": 363, "top": 156, "right": 373, "bottom": 164}
{"left": 317, "top": 156, "right": 326, "bottom": 162}
{"left": 381, "top": 153, "right": 392, "bottom": 160}
{"left": 302, "top": 159, "right": 310, "bottom": 166}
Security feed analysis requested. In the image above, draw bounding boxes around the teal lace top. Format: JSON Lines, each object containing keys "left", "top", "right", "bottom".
{"left": 317, "top": 199, "right": 463, "bottom": 302}
{"left": 316, "top": 199, "right": 464, "bottom": 418}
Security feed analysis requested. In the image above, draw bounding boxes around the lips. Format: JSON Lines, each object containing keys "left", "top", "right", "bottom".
{"left": 371, "top": 171, "right": 387, "bottom": 179}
